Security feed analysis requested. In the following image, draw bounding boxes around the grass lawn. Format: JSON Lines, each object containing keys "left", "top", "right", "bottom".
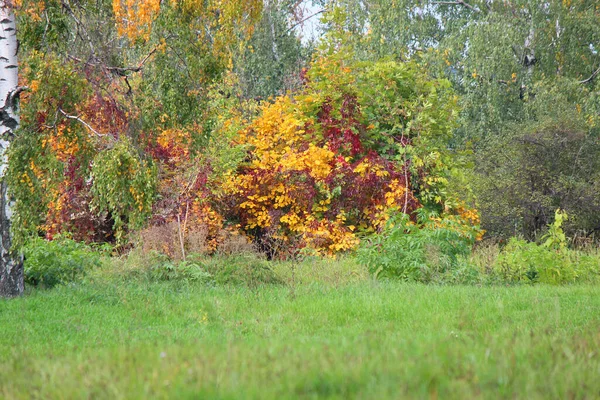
{"left": 1, "top": 277, "right": 599, "bottom": 399}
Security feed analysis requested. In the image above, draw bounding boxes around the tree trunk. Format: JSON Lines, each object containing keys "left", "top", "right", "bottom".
{"left": 0, "top": 1, "right": 23, "bottom": 298}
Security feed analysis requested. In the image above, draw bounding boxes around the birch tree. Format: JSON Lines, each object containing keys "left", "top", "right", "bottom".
{"left": 0, "top": 0, "right": 22, "bottom": 297}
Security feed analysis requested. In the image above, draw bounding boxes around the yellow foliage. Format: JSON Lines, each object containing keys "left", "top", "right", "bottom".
{"left": 113, "top": 0, "right": 161, "bottom": 41}
{"left": 112, "top": 0, "right": 262, "bottom": 64}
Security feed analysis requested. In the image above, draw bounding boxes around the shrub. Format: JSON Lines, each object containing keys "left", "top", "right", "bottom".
{"left": 357, "top": 212, "right": 477, "bottom": 282}
{"left": 473, "top": 117, "right": 600, "bottom": 239}
{"left": 23, "top": 236, "right": 106, "bottom": 287}
{"left": 224, "top": 55, "right": 475, "bottom": 257}
{"left": 492, "top": 238, "right": 593, "bottom": 284}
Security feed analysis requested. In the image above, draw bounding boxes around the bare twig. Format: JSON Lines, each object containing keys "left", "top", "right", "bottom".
{"left": 58, "top": 108, "right": 112, "bottom": 138}
{"left": 177, "top": 214, "right": 186, "bottom": 262}
{"left": 105, "top": 47, "right": 158, "bottom": 75}
{"left": 280, "top": 8, "right": 328, "bottom": 37}
{"left": 61, "top": 0, "right": 96, "bottom": 55}
{"left": 433, "top": 0, "right": 479, "bottom": 12}
{"left": 67, "top": 46, "right": 158, "bottom": 76}
{"left": 579, "top": 66, "right": 600, "bottom": 84}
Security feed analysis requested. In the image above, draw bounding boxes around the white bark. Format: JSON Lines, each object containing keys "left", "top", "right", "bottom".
{"left": 0, "top": 1, "right": 23, "bottom": 298}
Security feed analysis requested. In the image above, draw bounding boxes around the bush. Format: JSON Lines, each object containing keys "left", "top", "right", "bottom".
{"left": 90, "top": 138, "right": 157, "bottom": 244}
{"left": 23, "top": 237, "right": 106, "bottom": 288}
{"left": 224, "top": 55, "right": 473, "bottom": 257}
{"left": 357, "top": 212, "right": 476, "bottom": 282}
{"left": 485, "top": 212, "right": 599, "bottom": 285}
{"left": 473, "top": 117, "right": 600, "bottom": 240}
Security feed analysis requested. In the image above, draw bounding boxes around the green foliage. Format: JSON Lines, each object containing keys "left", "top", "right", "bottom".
{"left": 8, "top": 52, "right": 92, "bottom": 246}
{"left": 234, "top": 0, "right": 308, "bottom": 99}
{"left": 357, "top": 212, "right": 476, "bottom": 281}
{"left": 90, "top": 138, "right": 157, "bottom": 243}
{"left": 541, "top": 209, "right": 568, "bottom": 250}
{"left": 203, "top": 74, "right": 259, "bottom": 182}
{"left": 473, "top": 117, "right": 600, "bottom": 238}
{"left": 22, "top": 236, "right": 106, "bottom": 288}
{"left": 489, "top": 210, "right": 599, "bottom": 285}
{"left": 148, "top": 253, "right": 213, "bottom": 284}
{"left": 191, "top": 254, "right": 281, "bottom": 287}
{"left": 491, "top": 238, "right": 598, "bottom": 285}
{"left": 17, "top": 0, "right": 71, "bottom": 52}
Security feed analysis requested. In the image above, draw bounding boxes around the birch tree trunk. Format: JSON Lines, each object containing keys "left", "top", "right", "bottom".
{"left": 0, "top": 1, "right": 23, "bottom": 297}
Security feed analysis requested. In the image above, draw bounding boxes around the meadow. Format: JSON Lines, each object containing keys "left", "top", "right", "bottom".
{"left": 1, "top": 258, "right": 599, "bottom": 399}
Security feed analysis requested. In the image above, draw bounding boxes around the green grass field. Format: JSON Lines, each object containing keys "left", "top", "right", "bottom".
{"left": 1, "top": 267, "right": 600, "bottom": 399}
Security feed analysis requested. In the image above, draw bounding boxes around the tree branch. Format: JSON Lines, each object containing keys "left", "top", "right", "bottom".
{"left": 4, "top": 86, "right": 28, "bottom": 109}
{"left": 579, "top": 66, "right": 600, "bottom": 84}
{"left": 105, "top": 47, "right": 158, "bottom": 75}
{"left": 433, "top": 0, "right": 479, "bottom": 12}
{"left": 280, "top": 8, "right": 328, "bottom": 37}
{"left": 58, "top": 108, "right": 113, "bottom": 139}
{"left": 67, "top": 46, "right": 158, "bottom": 76}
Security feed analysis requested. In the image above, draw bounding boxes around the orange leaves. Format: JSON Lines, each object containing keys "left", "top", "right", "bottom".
{"left": 224, "top": 92, "right": 419, "bottom": 255}
{"left": 239, "top": 97, "right": 335, "bottom": 180}
{"left": 113, "top": 0, "right": 161, "bottom": 41}
{"left": 189, "top": 201, "right": 224, "bottom": 253}
{"left": 29, "top": 80, "right": 40, "bottom": 93}
{"left": 14, "top": 1, "right": 45, "bottom": 22}
{"left": 156, "top": 128, "right": 192, "bottom": 165}
{"left": 42, "top": 123, "right": 81, "bottom": 162}
{"left": 302, "top": 214, "right": 360, "bottom": 256}
{"left": 80, "top": 94, "right": 128, "bottom": 139}
{"left": 112, "top": 0, "right": 263, "bottom": 62}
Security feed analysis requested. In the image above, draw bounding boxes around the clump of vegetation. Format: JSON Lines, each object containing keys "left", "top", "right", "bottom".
{"left": 474, "top": 118, "right": 600, "bottom": 240}
{"left": 357, "top": 209, "right": 600, "bottom": 285}
{"left": 491, "top": 210, "right": 599, "bottom": 285}
{"left": 223, "top": 55, "right": 475, "bottom": 257}
{"left": 23, "top": 236, "right": 107, "bottom": 288}
{"left": 90, "top": 138, "right": 157, "bottom": 244}
{"left": 357, "top": 211, "right": 478, "bottom": 282}
{"left": 147, "top": 253, "right": 213, "bottom": 284}
{"left": 189, "top": 253, "right": 281, "bottom": 287}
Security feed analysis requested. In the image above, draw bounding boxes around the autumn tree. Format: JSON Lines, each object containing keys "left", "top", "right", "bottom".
{"left": 0, "top": 0, "right": 23, "bottom": 297}
{"left": 0, "top": 0, "right": 263, "bottom": 295}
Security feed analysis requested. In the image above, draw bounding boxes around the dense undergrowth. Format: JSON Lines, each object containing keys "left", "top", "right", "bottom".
{"left": 22, "top": 209, "right": 599, "bottom": 290}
